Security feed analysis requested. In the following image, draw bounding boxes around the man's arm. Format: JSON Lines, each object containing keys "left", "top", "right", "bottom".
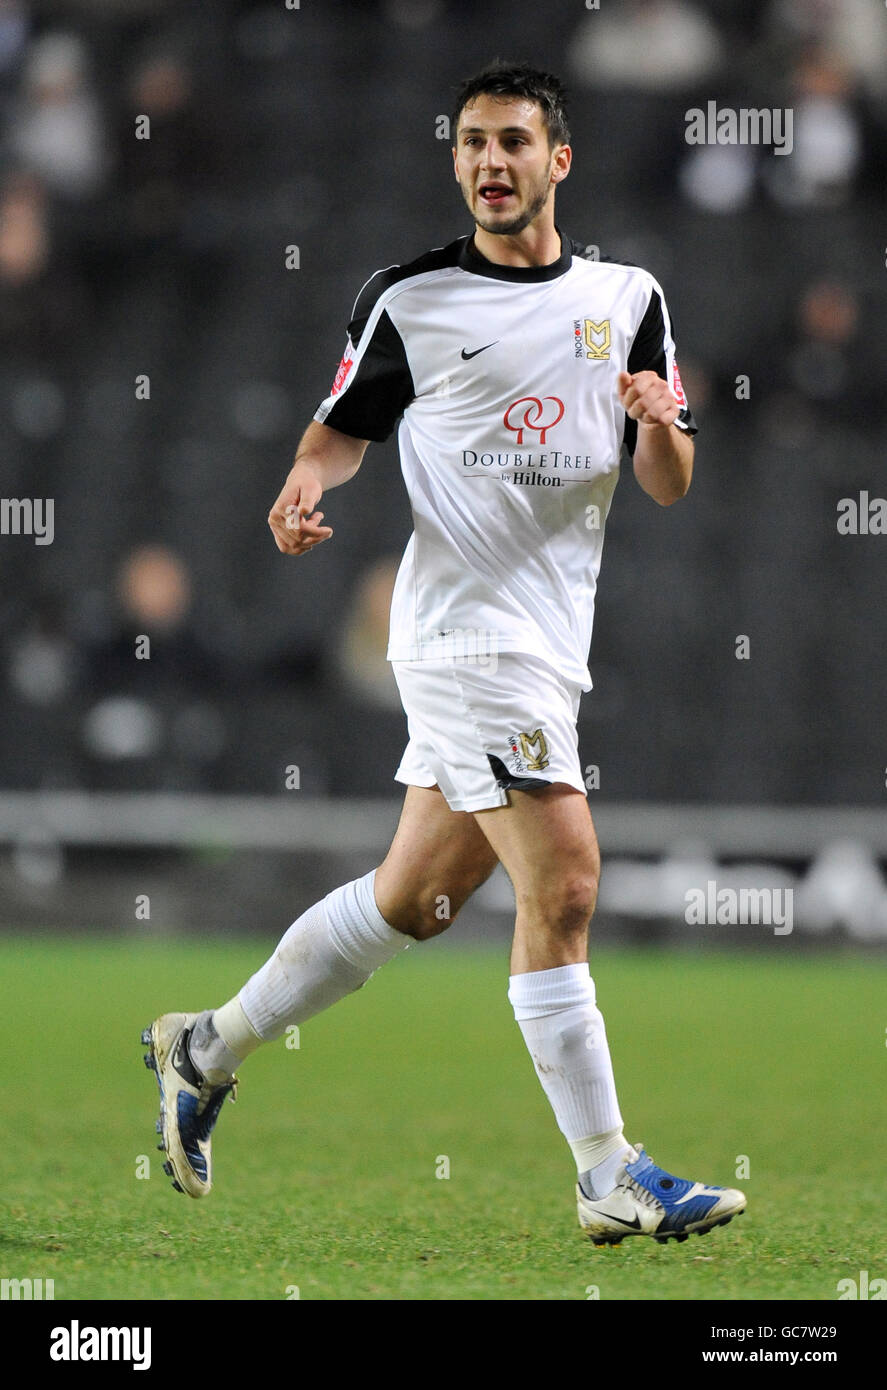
{"left": 268, "top": 420, "right": 369, "bottom": 555}
{"left": 618, "top": 369, "right": 694, "bottom": 507}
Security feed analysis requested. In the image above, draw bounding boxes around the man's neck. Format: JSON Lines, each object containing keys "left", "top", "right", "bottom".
{"left": 471, "top": 220, "right": 562, "bottom": 269}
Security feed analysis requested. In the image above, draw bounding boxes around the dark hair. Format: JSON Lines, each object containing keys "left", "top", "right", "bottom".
{"left": 451, "top": 61, "right": 571, "bottom": 149}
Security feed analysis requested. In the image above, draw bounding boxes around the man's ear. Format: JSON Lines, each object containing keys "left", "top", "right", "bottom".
{"left": 551, "top": 143, "right": 572, "bottom": 184}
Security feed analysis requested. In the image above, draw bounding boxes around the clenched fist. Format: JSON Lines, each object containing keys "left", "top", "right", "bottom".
{"left": 617, "top": 370, "right": 680, "bottom": 429}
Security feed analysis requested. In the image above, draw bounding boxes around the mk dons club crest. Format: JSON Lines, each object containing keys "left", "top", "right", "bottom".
{"left": 507, "top": 728, "right": 550, "bottom": 774}
{"left": 573, "top": 318, "right": 611, "bottom": 361}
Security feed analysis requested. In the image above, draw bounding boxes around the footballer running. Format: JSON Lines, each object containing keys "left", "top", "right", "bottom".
{"left": 143, "top": 62, "right": 746, "bottom": 1247}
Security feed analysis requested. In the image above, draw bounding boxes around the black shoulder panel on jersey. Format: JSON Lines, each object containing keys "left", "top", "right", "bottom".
{"left": 323, "top": 308, "right": 416, "bottom": 443}
{"left": 628, "top": 286, "right": 668, "bottom": 378}
{"left": 348, "top": 237, "right": 466, "bottom": 346}
{"left": 623, "top": 287, "right": 697, "bottom": 457}
{"left": 319, "top": 240, "right": 464, "bottom": 442}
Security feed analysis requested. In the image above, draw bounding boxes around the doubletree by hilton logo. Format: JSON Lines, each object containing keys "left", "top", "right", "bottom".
{"left": 502, "top": 395, "right": 565, "bottom": 444}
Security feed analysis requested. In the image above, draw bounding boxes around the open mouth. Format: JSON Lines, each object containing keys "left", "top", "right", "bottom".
{"left": 478, "top": 181, "right": 514, "bottom": 206}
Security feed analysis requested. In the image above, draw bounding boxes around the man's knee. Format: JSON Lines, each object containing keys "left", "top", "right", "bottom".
{"left": 522, "top": 865, "right": 600, "bottom": 938}
{"left": 562, "top": 869, "right": 600, "bottom": 929}
{"left": 386, "top": 860, "right": 495, "bottom": 941}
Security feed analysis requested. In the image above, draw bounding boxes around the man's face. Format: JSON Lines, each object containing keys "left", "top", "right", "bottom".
{"left": 452, "top": 93, "right": 570, "bottom": 237}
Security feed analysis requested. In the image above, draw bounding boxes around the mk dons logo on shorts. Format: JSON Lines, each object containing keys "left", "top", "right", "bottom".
{"left": 574, "top": 318, "right": 610, "bottom": 361}
{"left": 507, "top": 728, "right": 550, "bottom": 774}
{"left": 503, "top": 396, "right": 564, "bottom": 444}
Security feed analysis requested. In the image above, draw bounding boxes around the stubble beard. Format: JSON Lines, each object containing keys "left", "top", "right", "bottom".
{"left": 465, "top": 170, "right": 554, "bottom": 237}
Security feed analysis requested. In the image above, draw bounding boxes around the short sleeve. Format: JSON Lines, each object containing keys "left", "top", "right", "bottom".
{"left": 314, "top": 273, "right": 416, "bottom": 443}
{"left": 623, "top": 282, "right": 697, "bottom": 458}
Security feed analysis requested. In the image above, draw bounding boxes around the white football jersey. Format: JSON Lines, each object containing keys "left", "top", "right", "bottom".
{"left": 315, "top": 232, "right": 696, "bottom": 688}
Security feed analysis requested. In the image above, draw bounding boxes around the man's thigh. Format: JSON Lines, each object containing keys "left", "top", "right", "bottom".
{"left": 374, "top": 784, "right": 499, "bottom": 932}
{"left": 473, "top": 784, "right": 600, "bottom": 970}
{"left": 473, "top": 783, "right": 600, "bottom": 904}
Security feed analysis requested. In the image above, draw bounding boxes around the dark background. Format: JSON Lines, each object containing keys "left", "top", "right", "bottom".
{"left": 1, "top": 0, "right": 884, "bottom": 813}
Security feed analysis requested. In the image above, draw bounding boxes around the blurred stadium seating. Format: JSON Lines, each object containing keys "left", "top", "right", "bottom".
{"left": 1, "top": 0, "right": 885, "bottom": 935}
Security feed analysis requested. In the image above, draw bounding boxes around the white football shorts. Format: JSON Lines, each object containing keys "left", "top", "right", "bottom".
{"left": 391, "top": 651, "right": 587, "bottom": 813}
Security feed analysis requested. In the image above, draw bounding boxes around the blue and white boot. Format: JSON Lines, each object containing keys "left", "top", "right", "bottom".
{"left": 142, "top": 1012, "right": 237, "bottom": 1198}
{"left": 577, "top": 1145, "right": 746, "bottom": 1246}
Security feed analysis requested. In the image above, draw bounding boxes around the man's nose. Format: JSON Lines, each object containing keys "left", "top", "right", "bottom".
{"left": 481, "top": 141, "right": 506, "bottom": 169}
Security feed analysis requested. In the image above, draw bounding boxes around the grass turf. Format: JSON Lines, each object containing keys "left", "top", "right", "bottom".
{"left": 0, "top": 937, "right": 883, "bottom": 1301}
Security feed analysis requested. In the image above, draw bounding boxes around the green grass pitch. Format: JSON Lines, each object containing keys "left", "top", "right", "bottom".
{"left": 0, "top": 937, "right": 883, "bottom": 1301}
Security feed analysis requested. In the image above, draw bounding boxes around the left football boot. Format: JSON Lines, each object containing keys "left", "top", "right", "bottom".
{"left": 577, "top": 1144, "right": 746, "bottom": 1246}
{"left": 141, "top": 1011, "right": 237, "bottom": 1198}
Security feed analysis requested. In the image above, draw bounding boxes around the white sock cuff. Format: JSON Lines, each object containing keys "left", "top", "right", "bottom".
{"left": 324, "top": 870, "right": 410, "bottom": 973}
{"left": 570, "top": 1126, "right": 629, "bottom": 1176}
{"left": 213, "top": 996, "right": 263, "bottom": 1060}
{"left": 508, "top": 962, "right": 594, "bottom": 1020}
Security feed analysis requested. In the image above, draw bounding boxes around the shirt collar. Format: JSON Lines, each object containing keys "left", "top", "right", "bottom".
{"left": 458, "top": 228, "right": 572, "bottom": 283}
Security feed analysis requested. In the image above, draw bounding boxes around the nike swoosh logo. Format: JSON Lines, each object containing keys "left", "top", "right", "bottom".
{"left": 604, "top": 1212, "right": 644, "bottom": 1230}
{"left": 172, "top": 1031, "right": 201, "bottom": 1086}
{"left": 461, "top": 341, "right": 499, "bottom": 360}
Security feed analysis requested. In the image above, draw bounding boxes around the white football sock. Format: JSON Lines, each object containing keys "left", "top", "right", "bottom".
{"left": 213, "top": 997, "right": 263, "bottom": 1060}
{"left": 508, "top": 963, "right": 627, "bottom": 1184}
{"left": 186, "top": 1001, "right": 253, "bottom": 1083}
{"left": 237, "top": 870, "right": 410, "bottom": 1040}
{"left": 574, "top": 1128, "right": 637, "bottom": 1199}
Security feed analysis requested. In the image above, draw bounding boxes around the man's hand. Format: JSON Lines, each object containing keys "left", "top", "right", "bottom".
{"left": 617, "top": 370, "right": 680, "bottom": 428}
{"left": 268, "top": 463, "right": 334, "bottom": 555}
{"left": 619, "top": 370, "right": 694, "bottom": 505}
{"left": 267, "top": 423, "right": 369, "bottom": 555}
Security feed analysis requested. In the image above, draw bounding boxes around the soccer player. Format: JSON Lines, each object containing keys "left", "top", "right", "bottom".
{"left": 143, "top": 62, "right": 745, "bottom": 1246}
